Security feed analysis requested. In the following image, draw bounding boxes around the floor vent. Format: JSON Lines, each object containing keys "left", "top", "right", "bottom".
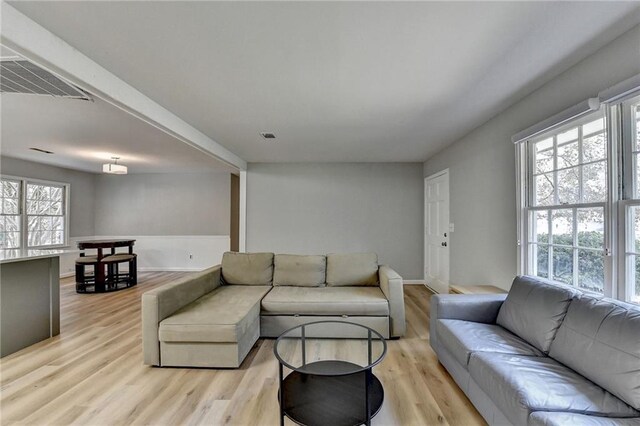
{"left": 0, "top": 60, "right": 91, "bottom": 100}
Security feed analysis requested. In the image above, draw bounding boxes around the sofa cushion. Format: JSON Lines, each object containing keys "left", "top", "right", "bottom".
{"left": 260, "top": 286, "right": 389, "bottom": 316}
{"left": 273, "top": 254, "right": 326, "bottom": 287}
{"left": 549, "top": 294, "right": 640, "bottom": 411}
{"left": 159, "top": 285, "right": 272, "bottom": 343}
{"left": 529, "top": 412, "right": 640, "bottom": 426}
{"left": 496, "top": 275, "right": 576, "bottom": 353}
{"left": 436, "top": 319, "right": 543, "bottom": 367}
{"left": 326, "top": 253, "right": 378, "bottom": 286}
{"left": 221, "top": 252, "right": 274, "bottom": 285}
{"left": 469, "top": 353, "right": 639, "bottom": 426}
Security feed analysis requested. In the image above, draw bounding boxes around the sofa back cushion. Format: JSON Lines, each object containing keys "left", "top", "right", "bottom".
{"left": 496, "top": 275, "right": 576, "bottom": 353}
{"left": 326, "top": 253, "right": 378, "bottom": 286}
{"left": 221, "top": 252, "right": 274, "bottom": 285}
{"left": 273, "top": 254, "right": 326, "bottom": 287}
{"left": 549, "top": 295, "right": 640, "bottom": 411}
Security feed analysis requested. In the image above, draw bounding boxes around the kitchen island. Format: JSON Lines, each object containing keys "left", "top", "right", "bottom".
{"left": 0, "top": 250, "right": 62, "bottom": 357}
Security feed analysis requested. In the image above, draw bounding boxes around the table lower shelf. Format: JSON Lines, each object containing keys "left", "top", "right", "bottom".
{"left": 280, "top": 360, "right": 384, "bottom": 426}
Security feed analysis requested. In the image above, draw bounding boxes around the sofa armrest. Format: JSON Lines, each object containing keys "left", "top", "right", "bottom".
{"left": 142, "top": 265, "right": 221, "bottom": 365}
{"left": 379, "top": 265, "right": 406, "bottom": 338}
{"left": 431, "top": 293, "right": 507, "bottom": 323}
{"left": 429, "top": 293, "right": 507, "bottom": 354}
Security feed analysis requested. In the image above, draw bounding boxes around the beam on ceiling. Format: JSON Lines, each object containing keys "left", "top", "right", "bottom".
{"left": 0, "top": 3, "right": 247, "bottom": 171}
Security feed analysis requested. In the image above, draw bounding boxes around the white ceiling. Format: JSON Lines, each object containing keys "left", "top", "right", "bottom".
{"left": 0, "top": 93, "right": 234, "bottom": 174}
{"left": 7, "top": 1, "right": 640, "bottom": 163}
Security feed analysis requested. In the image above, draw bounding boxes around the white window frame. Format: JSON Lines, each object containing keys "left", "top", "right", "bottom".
{"left": 617, "top": 93, "right": 640, "bottom": 303}
{"left": 0, "top": 175, "right": 70, "bottom": 250}
{"left": 519, "top": 110, "right": 614, "bottom": 297}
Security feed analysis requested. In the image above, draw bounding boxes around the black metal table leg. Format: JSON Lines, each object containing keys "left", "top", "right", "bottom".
{"left": 279, "top": 362, "right": 285, "bottom": 426}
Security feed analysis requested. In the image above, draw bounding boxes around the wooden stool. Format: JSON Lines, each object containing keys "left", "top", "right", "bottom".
{"left": 102, "top": 253, "right": 137, "bottom": 290}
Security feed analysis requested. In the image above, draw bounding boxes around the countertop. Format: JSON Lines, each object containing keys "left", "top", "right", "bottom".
{"left": 0, "top": 249, "right": 76, "bottom": 264}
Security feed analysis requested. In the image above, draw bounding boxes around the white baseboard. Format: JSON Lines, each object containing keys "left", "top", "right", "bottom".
{"left": 403, "top": 279, "right": 426, "bottom": 285}
{"left": 137, "top": 267, "right": 205, "bottom": 272}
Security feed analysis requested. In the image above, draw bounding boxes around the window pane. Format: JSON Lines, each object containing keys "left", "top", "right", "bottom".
{"left": 2, "top": 180, "right": 19, "bottom": 198}
{"left": 557, "top": 141, "right": 579, "bottom": 169}
{"left": 634, "top": 255, "right": 640, "bottom": 303}
{"left": 50, "top": 202, "right": 62, "bottom": 216}
{"left": 583, "top": 118, "right": 605, "bottom": 136}
{"left": 557, "top": 167, "right": 579, "bottom": 205}
{"left": 632, "top": 206, "right": 640, "bottom": 253}
{"left": 2, "top": 198, "right": 19, "bottom": 215}
{"left": 532, "top": 210, "right": 549, "bottom": 243}
{"left": 578, "top": 249, "right": 604, "bottom": 293}
{"left": 27, "top": 200, "right": 37, "bottom": 214}
{"left": 558, "top": 127, "right": 578, "bottom": 144}
{"left": 583, "top": 132, "right": 606, "bottom": 162}
{"left": 37, "top": 201, "right": 50, "bottom": 215}
{"left": 50, "top": 186, "right": 63, "bottom": 202}
{"left": 52, "top": 216, "right": 64, "bottom": 231}
{"left": 535, "top": 145, "right": 554, "bottom": 174}
{"left": 636, "top": 154, "right": 640, "bottom": 198}
{"left": 577, "top": 208, "right": 604, "bottom": 249}
{"left": 535, "top": 173, "right": 554, "bottom": 206}
{"left": 635, "top": 104, "right": 640, "bottom": 151}
{"left": 25, "top": 182, "right": 66, "bottom": 247}
{"left": 0, "top": 231, "right": 20, "bottom": 249}
{"left": 553, "top": 246, "right": 573, "bottom": 285}
{"left": 533, "top": 244, "right": 549, "bottom": 278}
{"left": 52, "top": 231, "right": 64, "bottom": 245}
{"left": 552, "top": 209, "right": 573, "bottom": 246}
{"left": 582, "top": 161, "right": 606, "bottom": 202}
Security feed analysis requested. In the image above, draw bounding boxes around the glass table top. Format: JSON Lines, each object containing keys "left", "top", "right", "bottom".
{"left": 274, "top": 321, "right": 387, "bottom": 376}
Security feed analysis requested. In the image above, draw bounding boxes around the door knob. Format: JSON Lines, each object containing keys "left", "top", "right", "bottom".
{"left": 441, "top": 242, "right": 447, "bottom": 247}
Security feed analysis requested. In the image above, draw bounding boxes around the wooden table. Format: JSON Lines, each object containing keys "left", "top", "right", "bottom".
{"left": 77, "top": 239, "right": 136, "bottom": 292}
{"left": 449, "top": 284, "right": 506, "bottom": 295}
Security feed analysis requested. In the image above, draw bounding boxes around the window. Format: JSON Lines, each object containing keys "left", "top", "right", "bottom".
{"left": 0, "top": 179, "right": 22, "bottom": 248}
{"left": 26, "top": 182, "right": 66, "bottom": 247}
{"left": 528, "top": 114, "right": 608, "bottom": 293}
{"left": 622, "top": 95, "right": 640, "bottom": 303}
{"left": 0, "top": 177, "right": 69, "bottom": 249}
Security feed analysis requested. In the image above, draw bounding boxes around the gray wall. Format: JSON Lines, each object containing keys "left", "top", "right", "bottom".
{"left": 0, "top": 156, "right": 96, "bottom": 237}
{"left": 94, "top": 172, "right": 230, "bottom": 235}
{"left": 246, "top": 163, "right": 424, "bottom": 279}
{"left": 423, "top": 24, "right": 640, "bottom": 289}
{"left": 0, "top": 156, "right": 231, "bottom": 238}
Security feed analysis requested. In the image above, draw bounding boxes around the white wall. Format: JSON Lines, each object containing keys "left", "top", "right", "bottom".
{"left": 246, "top": 163, "right": 424, "bottom": 279}
{"left": 423, "top": 24, "right": 640, "bottom": 290}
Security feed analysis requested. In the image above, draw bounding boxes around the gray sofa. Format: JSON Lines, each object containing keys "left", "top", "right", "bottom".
{"left": 143, "top": 252, "right": 405, "bottom": 368}
{"left": 430, "top": 275, "right": 640, "bottom": 426}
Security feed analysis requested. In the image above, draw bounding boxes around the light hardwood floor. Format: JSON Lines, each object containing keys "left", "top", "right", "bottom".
{"left": 0, "top": 272, "right": 485, "bottom": 426}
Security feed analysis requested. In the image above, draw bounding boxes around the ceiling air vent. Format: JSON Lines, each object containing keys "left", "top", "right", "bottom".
{"left": 0, "top": 60, "right": 91, "bottom": 100}
{"left": 260, "top": 132, "right": 276, "bottom": 140}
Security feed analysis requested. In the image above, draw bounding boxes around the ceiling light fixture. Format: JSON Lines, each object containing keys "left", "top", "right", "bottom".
{"left": 260, "top": 132, "right": 276, "bottom": 140}
{"left": 102, "top": 157, "right": 128, "bottom": 174}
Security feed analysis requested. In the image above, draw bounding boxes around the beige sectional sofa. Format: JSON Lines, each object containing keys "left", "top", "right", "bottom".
{"left": 142, "top": 252, "right": 406, "bottom": 368}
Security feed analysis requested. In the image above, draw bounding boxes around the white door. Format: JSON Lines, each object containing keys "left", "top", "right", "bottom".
{"left": 425, "top": 170, "right": 450, "bottom": 293}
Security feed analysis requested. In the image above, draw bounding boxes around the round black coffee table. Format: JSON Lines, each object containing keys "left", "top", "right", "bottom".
{"left": 274, "top": 321, "right": 387, "bottom": 426}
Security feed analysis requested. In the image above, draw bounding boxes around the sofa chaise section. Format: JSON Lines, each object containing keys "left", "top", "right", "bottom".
{"left": 159, "top": 285, "right": 271, "bottom": 368}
